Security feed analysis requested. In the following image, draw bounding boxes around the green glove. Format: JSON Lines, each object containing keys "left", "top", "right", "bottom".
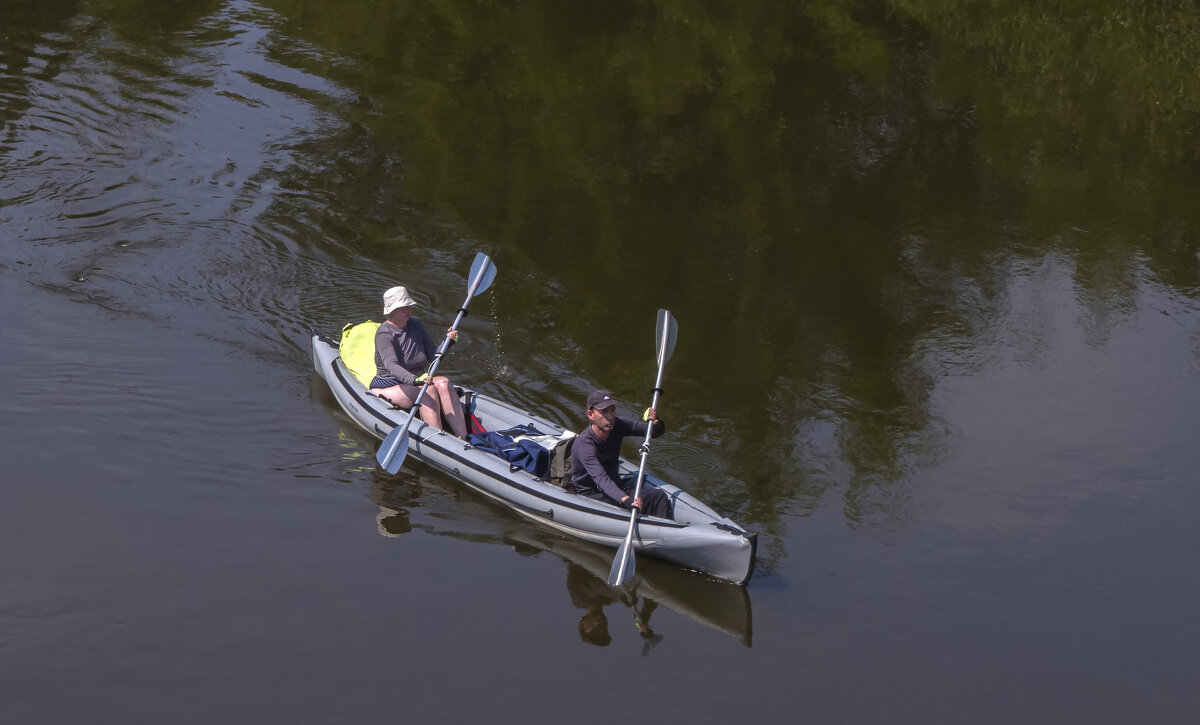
{"left": 414, "top": 373, "right": 430, "bottom": 385}
{"left": 643, "top": 407, "right": 652, "bottom": 421}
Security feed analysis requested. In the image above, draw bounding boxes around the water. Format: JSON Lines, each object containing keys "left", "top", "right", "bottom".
{"left": 3, "top": 1, "right": 1200, "bottom": 722}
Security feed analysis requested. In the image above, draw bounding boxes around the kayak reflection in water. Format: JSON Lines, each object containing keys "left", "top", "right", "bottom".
{"left": 568, "top": 563, "right": 663, "bottom": 653}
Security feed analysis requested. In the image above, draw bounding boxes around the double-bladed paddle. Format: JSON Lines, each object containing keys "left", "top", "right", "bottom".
{"left": 608, "top": 308, "right": 678, "bottom": 587}
{"left": 376, "top": 252, "right": 497, "bottom": 474}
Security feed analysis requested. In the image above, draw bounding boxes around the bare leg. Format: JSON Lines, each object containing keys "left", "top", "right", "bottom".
{"left": 416, "top": 395, "right": 443, "bottom": 429}
{"left": 430, "top": 376, "right": 468, "bottom": 438}
{"left": 371, "top": 384, "right": 445, "bottom": 431}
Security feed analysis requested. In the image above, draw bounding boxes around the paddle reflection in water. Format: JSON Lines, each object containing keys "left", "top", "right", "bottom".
{"left": 504, "top": 527, "right": 753, "bottom": 648}
{"left": 564, "top": 562, "right": 662, "bottom": 653}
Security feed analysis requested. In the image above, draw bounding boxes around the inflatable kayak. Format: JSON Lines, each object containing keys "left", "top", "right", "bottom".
{"left": 311, "top": 326, "right": 757, "bottom": 586}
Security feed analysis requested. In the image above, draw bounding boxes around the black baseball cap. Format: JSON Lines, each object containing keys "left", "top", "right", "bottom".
{"left": 586, "top": 389, "right": 617, "bottom": 411}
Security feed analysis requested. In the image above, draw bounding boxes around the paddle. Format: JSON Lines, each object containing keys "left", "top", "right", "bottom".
{"left": 376, "top": 252, "right": 497, "bottom": 474}
{"left": 607, "top": 308, "right": 678, "bottom": 587}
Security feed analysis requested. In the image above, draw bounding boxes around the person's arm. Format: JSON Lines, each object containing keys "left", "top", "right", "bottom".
{"left": 589, "top": 462, "right": 630, "bottom": 506}
{"left": 628, "top": 413, "right": 666, "bottom": 440}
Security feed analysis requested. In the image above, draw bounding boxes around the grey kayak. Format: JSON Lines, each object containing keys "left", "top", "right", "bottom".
{"left": 311, "top": 328, "right": 757, "bottom": 586}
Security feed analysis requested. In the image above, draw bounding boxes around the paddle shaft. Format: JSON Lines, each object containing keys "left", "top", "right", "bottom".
{"left": 609, "top": 310, "right": 675, "bottom": 586}
{"left": 626, "top": 382, "right": 664, "bottom": 507}
{"left": 608, "top": 372, "right": 664, "bottom": 585}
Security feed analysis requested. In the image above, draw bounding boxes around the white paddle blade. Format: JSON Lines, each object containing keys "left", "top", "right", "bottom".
{"left": 608, "top": 535, "right": 636, "bottom": 587}
{"left": 654, "top": 309, "right": 678, "bottom": 365}
{"left": 468, "top": 253, "right": 497, "bottom": 297}
{"left": 376, "top": 425, "right": 410, "bottom": 474}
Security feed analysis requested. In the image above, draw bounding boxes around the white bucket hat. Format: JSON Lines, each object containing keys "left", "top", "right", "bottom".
{"left": 382, "top": 285, "right": 417, "bottom": 315}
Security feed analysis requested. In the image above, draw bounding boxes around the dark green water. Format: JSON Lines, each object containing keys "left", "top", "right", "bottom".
{"left": 3, "top": 1, "right": 1200, "bottom": 722}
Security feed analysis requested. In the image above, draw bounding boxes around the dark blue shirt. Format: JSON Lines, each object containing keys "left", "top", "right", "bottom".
{"left": 569, "top": 416, "right": 665, "bottom": 504}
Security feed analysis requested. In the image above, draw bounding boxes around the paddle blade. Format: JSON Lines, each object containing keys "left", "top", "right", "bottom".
{"left": 376, "top": 424, "right": 410, "bottom": 474}
{"left": 608, "top": 534, "right": 636, "bottom": 587}
{"left": 468, "top": 252, "right": 497, "bottom": 297}
{"left": 654, "top": 309, "right": 678, "bottom": 366}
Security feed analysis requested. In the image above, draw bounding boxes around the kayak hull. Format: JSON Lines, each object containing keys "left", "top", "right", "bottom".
{"left": 311, "top": 328, "right": 757, "bottom": 586}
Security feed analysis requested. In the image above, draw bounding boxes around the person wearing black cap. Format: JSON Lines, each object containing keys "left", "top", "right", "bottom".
{"left": 567, "top": 389, "right": 674, "bottom": 519}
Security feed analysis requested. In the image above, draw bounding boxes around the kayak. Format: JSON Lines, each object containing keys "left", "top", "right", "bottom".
{"left": 310, "top": 327, "right": 757, "bottom": 586}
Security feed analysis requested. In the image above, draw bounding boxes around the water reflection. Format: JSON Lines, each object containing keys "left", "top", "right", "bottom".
{"left": 257, "top": 0, "right": 1200, "bottom": 545}
{"left": 369, "top": 494, "right": 675, "bottom": 652}
{"left": 503, "top": 527, "right": 752, "bottom": 648}
{"left": 7, "top": 0, "right": 1200, "bottom": 556}
{"left": 356, "top": 437, "right": 753, "bottom": 648}
{"left": 564, "top": 561, "right": 662, "bottom": 653}
{"left": 375, "top": 507, "right": 411, "bottom": 537}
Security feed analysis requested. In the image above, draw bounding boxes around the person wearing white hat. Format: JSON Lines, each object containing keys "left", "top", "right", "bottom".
{"left": 370, "top": 285, "right": 468, "bottom": 438}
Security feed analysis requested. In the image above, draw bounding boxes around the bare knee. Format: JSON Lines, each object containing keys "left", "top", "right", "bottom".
{"left": 420, "top": 396, "right": 442, "bottom": 415}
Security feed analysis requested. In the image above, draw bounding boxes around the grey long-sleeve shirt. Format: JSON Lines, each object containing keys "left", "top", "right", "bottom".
{"left": 374, "top": 317, "right": 436, "bottom": 385}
